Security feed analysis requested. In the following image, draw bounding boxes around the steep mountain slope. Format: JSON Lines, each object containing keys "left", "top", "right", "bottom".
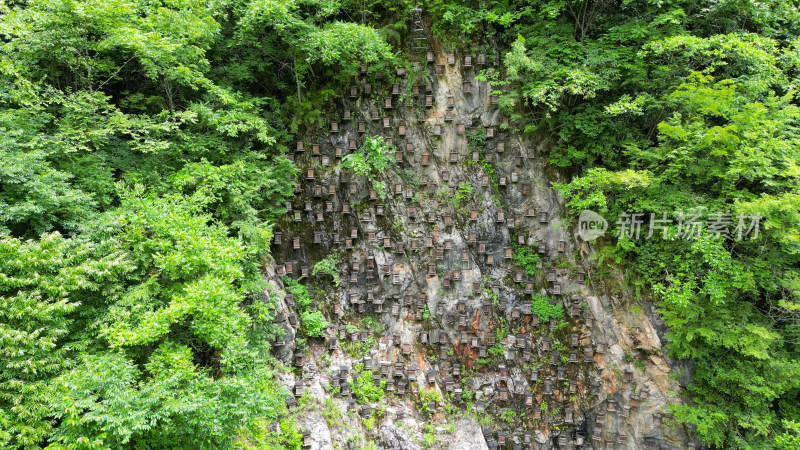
{"left": 269, "top": 41, "right": 695, "bottom": 449}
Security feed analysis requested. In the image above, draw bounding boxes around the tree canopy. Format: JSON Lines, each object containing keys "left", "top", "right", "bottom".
{"left": 0, "top": 0, "right": 390, "bottom": 447}
{"left": 461, "top": 0, "right": 800, "bottom": 446}
{"left": 1, "top": 0, "right": 799, "bottom": 448}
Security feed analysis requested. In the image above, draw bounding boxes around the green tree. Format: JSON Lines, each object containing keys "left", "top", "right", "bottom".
{"left": 284, "top": 277, "right": 329, "bottom": 338}
{"left": 0, "top": 0, "right": 394, "bottom": 445}
{"left": 341, "top": 135, "right": 394, "bottom": 198}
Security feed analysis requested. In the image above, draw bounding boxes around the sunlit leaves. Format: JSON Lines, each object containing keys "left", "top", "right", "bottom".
{"left": 643, "top": 33, "right": 784, "bottom": 85}
{"left": 0, "top": 188, "right": 284, "bottom": 447}
{"left": 342, "top": 135, "right": 393, "bottom": 198}
{"left": 284, "top": 277, "right": 328, "bottom": 338}
{"left": 302, "top": 22, "right": 392, "bottom": 64}
{"left": 0, "top": 0, "right": 390, "bottom": 446}
{"left": 509, "top": 0, "right": 800, "bottom": 445}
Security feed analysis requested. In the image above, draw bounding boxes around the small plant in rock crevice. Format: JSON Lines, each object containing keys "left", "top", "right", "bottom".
{"left": 313, "top": 254, "right": 340, "bottom": 286}
{"left": 284, "top": 277, "right": 328, "bottom": 337}
{"left": 342, "top": 136, "right": 393, "bottom": 199}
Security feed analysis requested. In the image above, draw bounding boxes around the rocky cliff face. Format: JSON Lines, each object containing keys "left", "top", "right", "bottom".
{"left": 267, "top": 40, "right": 694, "bottom": 449}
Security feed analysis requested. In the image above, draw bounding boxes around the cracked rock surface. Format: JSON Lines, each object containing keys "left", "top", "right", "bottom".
{"left": 269, "top": 42, "right": 692, "bottom": 449}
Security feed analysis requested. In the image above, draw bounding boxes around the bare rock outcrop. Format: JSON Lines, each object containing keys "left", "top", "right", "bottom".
{"left": 268, "top": 39, "right": 692, "bottom": 449}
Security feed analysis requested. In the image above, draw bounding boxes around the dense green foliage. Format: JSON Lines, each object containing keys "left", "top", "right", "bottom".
{"left": 420, "top": 0, "right": 800, "bottom": 447}
{"left": 350, "top": 365, "right": 387, "bottom": 404}
{"left": 0, "top": 0, "right": 391, "bottom": 447}
{"left": 3, "top": 0, "right": 800, "bottom": 447}
{"left": 512, "top": 243, "right": 541, "bottom": 278}
{"left": 0, "top": 190, "right": 288, "bottom": 448}
{"left": 313, "top": 254, "right": 341, "bottom": 286}
{"left": 341, "top": 135, "right": 394, "bottom": 199}
{"left": 530, "top": 293, "right": 564, "bottom": 323}
{"left": 284, "top": 277, "right": 328, "bottom": 338}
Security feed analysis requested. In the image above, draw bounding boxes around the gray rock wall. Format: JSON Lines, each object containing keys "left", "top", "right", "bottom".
{"left": 268, "top": 42, "right": 694, "bottom": 450}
